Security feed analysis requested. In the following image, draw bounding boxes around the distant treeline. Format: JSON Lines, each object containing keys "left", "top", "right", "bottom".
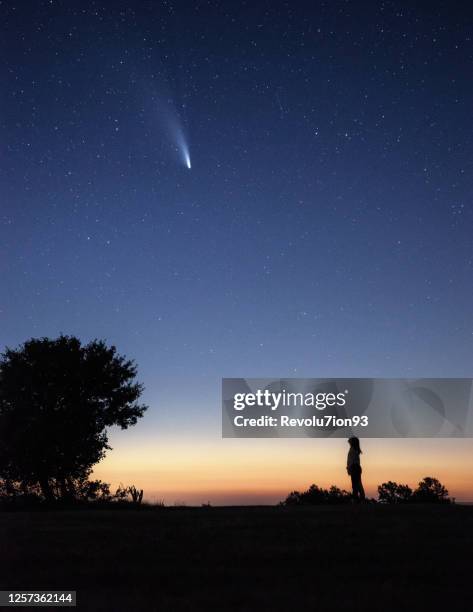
{"left": 0, "top": 479, "right": 145, "bottom": 509}
{"left": 282, "top": 477, "right": 452, "bottom": 505}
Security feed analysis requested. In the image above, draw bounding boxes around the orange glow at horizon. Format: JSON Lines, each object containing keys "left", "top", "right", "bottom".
{"left": 92, "top": 434, "right": 473, "bottom": 505}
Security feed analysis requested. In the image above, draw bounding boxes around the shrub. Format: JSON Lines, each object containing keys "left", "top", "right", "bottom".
{"left": 378, "top": 481, "right": 413, "bottom": 504}
{"left": 377, "top": 477, "right": 451, "bottom": 504}
{"left": 282, "top": 483, "right": 351, "bottom": 506}
{"left": 412, "top": 477, "right": 450, "bottom": 504}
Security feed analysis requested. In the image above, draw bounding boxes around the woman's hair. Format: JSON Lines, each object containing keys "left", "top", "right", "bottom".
{"left": 348, "top": 436, "right": 362, "bottom": 454}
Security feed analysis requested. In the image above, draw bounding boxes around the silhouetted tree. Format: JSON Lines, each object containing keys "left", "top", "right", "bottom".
{"left": 377, "top": 481, "right": 413, "bottom": 504}
{"left": 0, "top": 335, "right": 147, "bottom": 502}
{"left": 412, "top": 477, "right": 450, "bottom": 504}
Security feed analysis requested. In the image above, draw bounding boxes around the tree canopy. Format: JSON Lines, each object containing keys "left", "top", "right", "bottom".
{"left": 0, "top": 335, "right": 147, "bottom": 501}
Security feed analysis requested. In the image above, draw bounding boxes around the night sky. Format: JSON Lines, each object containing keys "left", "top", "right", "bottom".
{"left": 2, "top": 2, "right": 473, "bottom": 501}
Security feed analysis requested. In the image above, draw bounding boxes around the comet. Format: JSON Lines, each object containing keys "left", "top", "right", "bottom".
{"left": 174, "top": 126, "right": 191, "bottom": 170}
{"left": 153, "top": 94, "right": 191, "bottom": 170}
{"left": 184, "top": 150, "right": 191, "bottom": 169}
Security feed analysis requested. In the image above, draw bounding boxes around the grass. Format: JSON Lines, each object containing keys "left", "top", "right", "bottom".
{"left": 1, "top": 504, "right": 472, "bottom": 611}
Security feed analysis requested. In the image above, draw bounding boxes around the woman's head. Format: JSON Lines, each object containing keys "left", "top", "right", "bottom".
{"left": 348, "top": 436, "right": 361, "bottom": 453}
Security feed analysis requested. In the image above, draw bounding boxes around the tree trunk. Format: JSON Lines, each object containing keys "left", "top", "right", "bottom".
{"left": 39, "top": 477, "right": 54, "bottom": 502}
{"left": 66, "top": 477, "right": 76, "bottom": 500}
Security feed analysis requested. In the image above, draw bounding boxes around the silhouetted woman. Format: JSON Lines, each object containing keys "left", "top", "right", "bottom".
{"left": 347, "top": 437, "right": 365, "bottom": 502}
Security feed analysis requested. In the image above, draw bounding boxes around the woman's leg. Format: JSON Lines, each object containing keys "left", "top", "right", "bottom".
{"left": 350, "top": 473, "right": 359, "bottom": 500}
{"left": 351, "top": 467, "right": 365, "bottom": 501}
{"left": 358, "top": 477, "right": 365, "bottom": 501}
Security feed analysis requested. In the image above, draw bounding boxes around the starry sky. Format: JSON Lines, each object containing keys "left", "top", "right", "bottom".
{"left": 2, "top": 1, "right": 473, "bottom": 503}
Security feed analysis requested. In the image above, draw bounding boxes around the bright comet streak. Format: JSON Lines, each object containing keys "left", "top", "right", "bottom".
{"left": 153, "top": 95, "right": 191, "bottom": 170}
{"left": 175, "top": 127, "right": 191, "bottom": 169}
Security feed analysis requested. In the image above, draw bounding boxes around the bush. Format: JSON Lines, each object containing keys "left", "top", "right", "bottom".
{"left": 378, "top": 481, "right": 413, "bottom": 504}
{"left": 377, "top": 477, "right": 451, "bottom": 504}
{"left": 283, "top": 475, "right": 452, "bottom": 507}
{"left": 283, "top": 483, "right": 351, "bottom": 506}
{"left": 114, "top": 484, "right": 144, "bottom": 505}
{"left": 0, "top": 477, "right": 145, "bottom": 509}
{"left": 412, "top": 477, "right": 450, "bottom": 504}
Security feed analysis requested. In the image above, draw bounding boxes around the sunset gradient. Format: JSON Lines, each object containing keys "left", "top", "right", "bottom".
{"left": 94, "top": 430, "right": 473, "bottom": 505}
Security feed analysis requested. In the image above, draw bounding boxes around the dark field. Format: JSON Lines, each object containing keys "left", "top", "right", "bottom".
{"left": 1, "top": 504, "right": 472, "bottom": 611}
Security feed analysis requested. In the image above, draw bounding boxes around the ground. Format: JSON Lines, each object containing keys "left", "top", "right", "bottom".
{"left": 1, "top": 504, "right": 472, "bottom": 611}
